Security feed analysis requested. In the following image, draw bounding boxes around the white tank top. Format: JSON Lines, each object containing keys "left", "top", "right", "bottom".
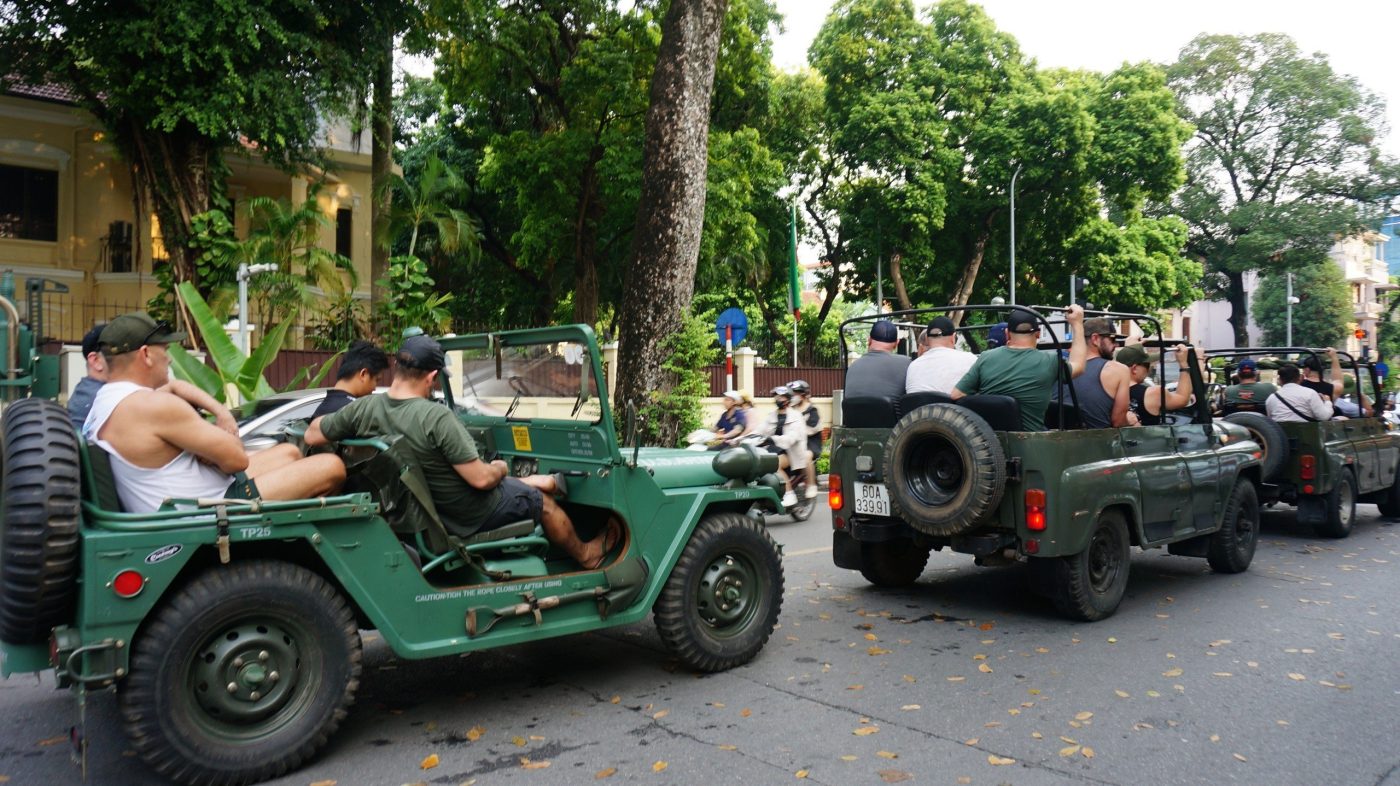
{"left": 84, "top": 381, "right": 233, "bottom": 512}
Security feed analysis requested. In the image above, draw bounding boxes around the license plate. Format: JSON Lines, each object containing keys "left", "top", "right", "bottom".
{"left": 853, "top": 482, "right": 890, "bottom": 516}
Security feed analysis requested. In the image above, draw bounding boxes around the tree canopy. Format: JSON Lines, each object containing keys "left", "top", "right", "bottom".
{"left": 1251, "top": 263, "right": 1350, "bottom": 348}
{"left": 1165, "top": 33, "right": 1399, "bottom": 345}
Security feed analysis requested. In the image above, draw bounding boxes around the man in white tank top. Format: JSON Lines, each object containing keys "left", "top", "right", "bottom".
{"left": 83, "top": 312, "right": 345, "bottom": 513}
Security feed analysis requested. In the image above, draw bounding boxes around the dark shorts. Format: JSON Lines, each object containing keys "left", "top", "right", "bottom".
{"left": 479, "top": 476, "right": 545, "bottom": 532}
{"left": 225, "top": 473, "right": 260, "bottom": 501}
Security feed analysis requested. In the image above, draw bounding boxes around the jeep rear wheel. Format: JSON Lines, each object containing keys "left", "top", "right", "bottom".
{"left": 1052, "top": 509, "right": 1130, "bottom": 621}
{"left": 0, "top": 398, "right": 82, "bottom": 645}
{"left": 654, "top": 513, "right": 783, "bottom": 672}
{"left": 120, "top": 560, "right": 362, "bottom": 786}
{"left": 1208, "top": 479, "right": 1259, "bottom": 573}
{"left": 1313, "top": 468, "right": 1357, "bottom": 539}
{"left": 858, "top": 539, "right": 931, "bottom": 588}
{"left": 884, "top": 404, "right": 1005, "bottom": 537}
{"left": 1377, "top": 468, "right": 1400, "bottom": 518}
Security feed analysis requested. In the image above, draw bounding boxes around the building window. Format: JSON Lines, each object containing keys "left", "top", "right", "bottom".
{"left": 0, "top": 164, "right": 59, "bottom": 242}
{"left": 335, "top": 208, "right": 353, "bottom": 258}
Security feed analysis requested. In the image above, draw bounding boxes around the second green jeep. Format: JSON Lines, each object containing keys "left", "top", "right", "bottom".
{"left": 829, "top": 307, "right": 1263, "bottom": 621}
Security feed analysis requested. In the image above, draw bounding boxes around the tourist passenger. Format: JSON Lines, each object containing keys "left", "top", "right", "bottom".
{"left": 756, "top": 386, "right": 810, "bottom": 507}
{"left": 1054, "top": 317, "right": 1131, "bottom": 428}
{"left": 311, "top": 340, "right": 390, "bottom": 418}
{"left": 788, "top": 379, "right": 822, "bottom": 500}
{"left": 1220, "top": 358, "right": 1275, "bottom": 414}
{"left": 1119, "top": 344, "right": 1199, "bottom": 426}
{"left": 83, "top": 312, "right": 344, "bottom": 513}
{"left": 951, "top": 305, "right": 1088, "bottom": 431}
{"left": 905, "top": 316, "right": 976, "bottom": 395}
{"left": 1265, "top": 363, "right": 1333, "bottom": 423}
{"left": 843, "top": 320, "right": 909, "bottom": 403}
{"left": 307, "top": 335, "right": 619, "bottom": 569}
{"left": 714, "top": 390, "right": 749, "bottom": 446}
{"left": 1300, "top": 350, "right": 1344, "bottom": 403}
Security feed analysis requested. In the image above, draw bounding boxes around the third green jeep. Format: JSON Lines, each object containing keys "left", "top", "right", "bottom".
{"left": 829, "top": 306, "right": 1263, "bottom": 621}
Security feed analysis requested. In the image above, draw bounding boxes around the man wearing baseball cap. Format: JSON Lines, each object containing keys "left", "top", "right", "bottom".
{"left": 1220, "top": 357, "right": 1276, "bottom": 415}
{"left": 1051, "top": 316, "right": 1131, "bottom": 429}
{"left": 307, "top": 335, "right": 619, "bottom": 569}
{"left": 82, "top": 312, "right": 345, "bottom": 512}
{"left": 844, "top": 319, "right": 909, "bottom": 404}
{"left": 905, "top": 315, "right": 975, "bottom": 395}
{"left": 952, "top": 305, "right": 1089, "bottom": 431}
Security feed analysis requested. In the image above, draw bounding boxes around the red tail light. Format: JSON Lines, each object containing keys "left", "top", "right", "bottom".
{"left": 1025, "top": 489, "right": 1047, "bottom": 532}
{"left": 112, "top": 569, "right": 145, "bottom": 598}
{"left": 828, "top": 473, "right": 843, "bottom": 511}
{"left": 1300, "top": 454, "right": 1316, "bottom": 480}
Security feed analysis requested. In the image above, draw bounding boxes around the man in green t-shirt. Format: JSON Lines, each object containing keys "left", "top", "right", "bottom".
{"left": 1220, "top": 358, "right": 1276, "bottom": 414}
{"left": 951, "top": 304, "right": 1088, "bottom": 431}
{"left": 306, "top": 335, "right": 618, "bottom": 569}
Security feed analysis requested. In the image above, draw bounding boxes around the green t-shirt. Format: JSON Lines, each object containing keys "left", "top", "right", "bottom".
{"left": 321, "top": 394, "right": 501, "bottom": 534}
{"left": 955, "top": 346, "right": 1064, "bottom": 431}
{"left": 1223, "top": 381, "right": 1276, "bottom": 406}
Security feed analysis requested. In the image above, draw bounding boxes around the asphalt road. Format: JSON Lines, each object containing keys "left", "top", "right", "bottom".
{"left": 2, "top": 503, "right": 1398, "bottom": 786}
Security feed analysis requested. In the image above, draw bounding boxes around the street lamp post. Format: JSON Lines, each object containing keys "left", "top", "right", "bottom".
{"left": 1286, "top": 272, "right": 1299, "bottom": 347}
{"left": 1009, "top": 163, "right": 1023, "bottom": 305}
{"left": 236, "top": 262, "right": 278, "bottom": 356}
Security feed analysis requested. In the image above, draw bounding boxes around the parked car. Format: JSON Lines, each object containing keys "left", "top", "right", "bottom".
{"left": 239, "top": 388, "right": 502, "bottom": 452}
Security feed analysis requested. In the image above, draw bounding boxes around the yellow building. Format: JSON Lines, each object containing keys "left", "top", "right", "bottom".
{"left": 0, "top": 83, "right": 375, "bottom": 347}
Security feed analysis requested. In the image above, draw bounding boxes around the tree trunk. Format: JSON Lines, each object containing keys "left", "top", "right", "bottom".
{"left": 614, "top": 0, "right": 728, "bottom": 446}
{"left": 370, "top": 35, "right": 394, "bottom": 305}
{"left": 1227, "top": 270, "right": 1249, "bottom": 347}
{"left": 948, "top": 210, "right": 998, "bottom": 324}
{"left": 572, "top": 149, "right": 603, "bottom": 326}
{"left": 888, "top": 252, "right": 912, "bottom": 311}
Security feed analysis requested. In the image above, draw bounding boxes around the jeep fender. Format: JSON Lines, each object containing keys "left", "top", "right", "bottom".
{"left": 1036, "top": 460, "right": 1144, "bottom": 558}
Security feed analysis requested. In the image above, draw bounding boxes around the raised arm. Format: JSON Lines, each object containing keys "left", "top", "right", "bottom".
{"left": 1064, "top": 305, "right": 1088, "bottom": 379}
{"left": 1326, "top": 348, "right": 1344, "bottom": 398}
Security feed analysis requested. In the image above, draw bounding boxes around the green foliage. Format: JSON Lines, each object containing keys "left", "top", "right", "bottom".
{"left": 1378, "top": 285, "right": 1400, "bottom": 367}
{"left": 1251, "top": 264, "right": 1350, "bottom": 348}
{"left": 147, "top": 209, "right": 239, "bottom": 322}
{"left": 169, "top": 283, "right": 336, "bottom": 403}
{"left": 239, "top": 187, "right": 358, "bottom": 331}
{"left": 374, "top": 255, "right": 453, "bottom": 347}
{"left": 1164, "top": 33, "right": 1399, "bottom": 343}
{"left": 636, "top": 313, "right": 715, "bottom": 447}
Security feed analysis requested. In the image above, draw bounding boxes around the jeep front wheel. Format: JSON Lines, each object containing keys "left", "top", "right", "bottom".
{"left": 858, "top": 539, "right": 931, "bottom": 588}
{"left": 1051, "top": 509, "right": 1131, "bottom": 621}
{"left": 120, "top": 560, "right": 362, "bottom": 786}
{"left": 654, "top": 513, "right": 784, "bottom": 672}
{"left": 1208, "top": 479, "right": 1259, "bottom": 573}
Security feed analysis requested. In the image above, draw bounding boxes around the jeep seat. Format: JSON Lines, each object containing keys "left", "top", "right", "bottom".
{"left": 843, "top": 396, "right": 899, "bottom": 428}
{"left": 956, "top": 394, "right": 1023, "bottom": 432}
{"left": 79, "top": 439, "right": 125, "bottom": 512}
{"left": 898, "top": 391, "right": 954, "bottom": 417}
{"left": 342, "top": 435, "right": 549, "bottom": 582}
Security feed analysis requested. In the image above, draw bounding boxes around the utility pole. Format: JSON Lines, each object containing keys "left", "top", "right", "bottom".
{"left": 1286, "top": 272, "right": 1298, "bottom": 347}
{"left": 1009, "top": 163, "right": 1023, "bottom": 305}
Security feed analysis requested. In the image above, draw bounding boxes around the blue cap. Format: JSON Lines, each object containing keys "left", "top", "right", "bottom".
{"left": 1238, "top": 358, "right": 1258, "bottom": 372}
{"left": 987, "top": 322, "right": 1008, "bottom": 348}
{"left": 870, "top": 321, "right": 897, "bottom": 342}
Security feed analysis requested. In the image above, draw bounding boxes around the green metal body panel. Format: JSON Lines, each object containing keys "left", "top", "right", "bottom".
{"left": 1271, "top": 418, "right": 1400, "bottom": 500}
{"left": 831, "top": 418, "right": 1260, "bottom": 560}
{"left": 0, "top": 324, "right": 783, "bottom": 687}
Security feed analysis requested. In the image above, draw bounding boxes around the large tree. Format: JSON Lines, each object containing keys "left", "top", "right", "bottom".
{"left": 0, "top": 0, "right": 406, "bottom": 306}
{"left": 613, "top": 0, "right": 729, "bottom": 446}
{"left": 1166, "top": 33, "right": 1399, "bottom": 346}
{"left": 1251, "top": 263, "right": 1350, "bottom": 348}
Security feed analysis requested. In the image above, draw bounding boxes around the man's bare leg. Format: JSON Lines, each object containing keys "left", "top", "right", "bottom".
{"left": 246, "top": 443, "right": 303, "bottom": 476}
{"left": 519, "top": 474, "right": 562, "bottom": 495}
{"left": 536, "top": 495, "right": 614, "bottom": 567}
{"left": 248, "top": 453, "right": 346, "bottom": 500}
{"left": 803, "top": 450, "right": 817, "bottom": 489}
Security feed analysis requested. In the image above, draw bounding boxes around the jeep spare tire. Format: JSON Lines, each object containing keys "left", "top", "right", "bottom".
{"left": 0, "top": 398, "right": 83, "bottom": 645}
{"left": 1223, "top": 412, "right": 1288, "bottom": 481}
{"left": 884, "top": 404, "right": 1006, "bottom": 537}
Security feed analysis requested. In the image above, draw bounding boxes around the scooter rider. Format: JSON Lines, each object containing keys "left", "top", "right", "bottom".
{"left": 756, "top": 386, "right": 810, "bottom": 508}
{"left": 787, "top": 379, "right": 821, "bottom": 500}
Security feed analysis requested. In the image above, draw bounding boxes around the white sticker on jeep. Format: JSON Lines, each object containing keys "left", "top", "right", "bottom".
{"left": 145, "top": 544, "right": 182, "bottom": 564}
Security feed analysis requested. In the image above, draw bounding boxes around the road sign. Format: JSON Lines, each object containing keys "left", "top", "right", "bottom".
{"left": 716, "top": 308, "right": 748, "bottom": 346}
{"left": 1376, "top": 361, "right": 1389, "bottom": 380}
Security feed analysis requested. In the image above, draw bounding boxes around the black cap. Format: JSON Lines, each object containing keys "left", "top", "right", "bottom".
{"left": 926, "top": 316, "right": 956, "bottom": 338}
{"left": 81, "top": 325, "right": 105, "bottom": 357}
{"left": 396, "top": 334, "right": 446, "bottom": 371}
{"left": 99, "top": 312, "right": 187, "bottom": 355}
{"left": 1006, "top": 308, "right": 1039, "bottom": 334}
{"left": 870, "top": 320, "right": 897, "bottom": 342}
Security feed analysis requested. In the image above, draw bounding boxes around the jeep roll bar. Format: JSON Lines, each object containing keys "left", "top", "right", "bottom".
{"left": 1203, "top": 347, "right": 1376, "bottom": 417}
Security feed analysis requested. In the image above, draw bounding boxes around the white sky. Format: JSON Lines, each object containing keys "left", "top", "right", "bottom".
{"left": 771, "top": 0, "right": 1400, "bottom": 157}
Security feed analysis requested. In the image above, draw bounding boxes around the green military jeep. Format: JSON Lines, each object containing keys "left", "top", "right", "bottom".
{"left": 0, "top": 324, "right": 786, "bottom": 786}
{"left": 1206, "top": 348, "right": 1400, "bottom": 538}
{"left": 829, "top": 307, "right": 1263, "bottom": 621}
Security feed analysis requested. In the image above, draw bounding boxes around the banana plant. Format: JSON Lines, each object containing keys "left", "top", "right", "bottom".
{"left": 167, "top": 282, "right": 339, "bottom": 404}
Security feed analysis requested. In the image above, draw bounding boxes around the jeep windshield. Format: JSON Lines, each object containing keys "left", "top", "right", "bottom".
{"left": 455, "top": 337, "right": 603, "bottom": 423}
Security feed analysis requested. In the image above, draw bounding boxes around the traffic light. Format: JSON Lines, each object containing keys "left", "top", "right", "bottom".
{"left": 1355, "top": 328, "right": 1368, "bottom": 340}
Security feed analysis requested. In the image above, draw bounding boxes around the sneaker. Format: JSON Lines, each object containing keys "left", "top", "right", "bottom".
{"left": 804, "top": 485, "right": 819, "bottom": 500}
{"left": 781, "top": 491, "right": 798, "bottom": 507}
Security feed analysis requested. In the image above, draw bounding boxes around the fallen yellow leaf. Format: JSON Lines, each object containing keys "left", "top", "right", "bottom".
{"left": 901, "top": 704, "right": 921, "bottom": 711}
{"left": 1233, "top": 753, "right": 1248, "bottom": 762}
{"left": 980, "top": 622, "right": 995, "bottom": 631}
{"left": 972, "top": 654, "right": 988, "bottom": 661}
{"left": 987, "top": 755, "right": 1016, "bottom": 766}
{"left": 711, "top": 702, "right": 726, "bottom": 708}
{"left": 1213, "top": 672, "right": 1233, "bottom": 678}
{"left": 1060, "top": 736, "right": 1078, "bottom": 744}
{"left": 1163, "top": 668, "right": 1183, "bottom": 678}
{"left": 878, "top": 771, "right": 912, "bottom": 783}
{"left": 1115, "top": 690, "right": 1130, "bottom": 698}
{"left": 741, "top": 708, "right": 752, "bottom": 718}
{"left": 847, "top": 684, "right": 864, "bottom": 691}
{"left": 865, "top": 633, "right": 879, "bottom": 641}
{"left": 310, "top": 781, "right": 337, "bottom": 786}
{"left": 512, "top": 736, "right": 527, "bottom": 747}
{"left": 1008, "top": 709, "right": 1021, "bottom": 716}
{"left": 947, "top": 676, "right": 966, "bottom": 682}
{"left": 868, "top": 646, "right": 892, "bottom": 656}
{"left": 718, "top": 744, "right": 737, "bottom": 751}
{"left": 978, "top": 663, "right": 993, "bottom": 674}
{"left": 653, "top": 761, "right": 669, "bottom": 772}
{"left": 1059, "top": 745, "right": 1081, "bottom": 757}
{"left": 877, "top": 751, "right": 898, "bottom": 759}
{"left": 964, "top": 737, "right": 980, "bottom": 746}
{"left": 1107, "top": 637, "right": 1118, "bottom": 644}
{"left": 1075, "top": 711, "right": 1093, "bottom": 721}
{"left": 957, "top": 778, "right": 971, "bottom": 785}
{"left": 840, "top": 755, "right": 858, "bottom": 761}
{"left": 1082, "top": 747, "right": 1095, "bottom": 759}
{"left": 420, "top": 754, "right": 440, "bottom": 770}
{"left": 1035, "top": 647, "right": 1050, "bottom": 653}
{"left": 1210, "top": 734, "right": 1221, "bottom": 743}
{"left": 902, "top": 674, "right": 916, "bottom": 683}
{"left": 1146, "top": 690, "right": 1161, "bottom": 697}
{"left": 1031, "top": 732, "right": 1044, "bottom": 739}
{"left": 652, "top": 710, "right": 669, "bottom": 720}
{"left": 35, "top": 737, "right": 65, "bottom": 747}
{"left": 796, "top": 769, "right": 810, "bottom": 778}
{"left": 520, "top": 757, "right": 551, "bottom": 770}
{"left": 1289, "top": 673, "right": 1307, "bottom": 681}
{"left": 610, "top": 695, "right": 620, "bottom": 704}
{"left": 854, "top": 726, "right": 880, "bottom": 736}
{"left": 595, "top": 767, "right": 617, "bottom": 779}
{"left": 465, "top": 725, "right": 485, "bottom": 742}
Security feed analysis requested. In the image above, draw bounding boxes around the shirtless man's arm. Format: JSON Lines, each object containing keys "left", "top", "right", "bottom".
{"left": 103, "top": 389, "right": 248, "bottom": 474}
{"left": 1063, "top": 305, "right": 1088, "bottom": 379}
{"left": 1101, "top": 361, "right": 1132, "bottom": 427}
{"left": 163, "top": 379, "right": 238, "bottom": 435}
